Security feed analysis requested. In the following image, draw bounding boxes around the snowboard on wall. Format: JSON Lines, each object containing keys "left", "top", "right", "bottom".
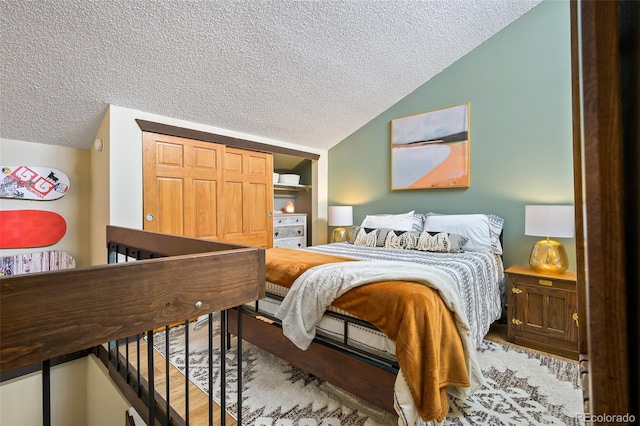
{"left": 0, "top": 210, "right": 67, "bottom": 249}
{"left": 0, "top": 250, "right": 76, "bottom": 276}
{"left": 0, "top": 165, "right": 70, "bottom": 201}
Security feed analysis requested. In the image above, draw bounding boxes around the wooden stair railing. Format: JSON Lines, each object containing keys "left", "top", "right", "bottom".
{"left": 0, "top": 226, "right": 265, "bottom": 425}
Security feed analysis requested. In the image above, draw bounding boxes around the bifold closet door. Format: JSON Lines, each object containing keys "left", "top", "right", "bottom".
{"left": 222, "top": 147, "right": 273, "bottom": 248}
{"left": 143, "top": 132, "right": 223, "bottom": 240}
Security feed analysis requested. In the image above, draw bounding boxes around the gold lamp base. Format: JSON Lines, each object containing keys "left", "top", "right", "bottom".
{"left": 529, "top": 237, "right": 569, "bottom": 274}
{"left": 331, "top": 227, "right": 349, "bottom": 243}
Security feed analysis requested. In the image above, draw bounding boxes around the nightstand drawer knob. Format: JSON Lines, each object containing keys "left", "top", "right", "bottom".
{"left": 538, "top": 279, "right": 553, "bottom": 286}
{"left": 512, "top": 287, "right": 523, "bottom": 294}
{"left": 512, "top": 318, "right": 523, "bottom": 326}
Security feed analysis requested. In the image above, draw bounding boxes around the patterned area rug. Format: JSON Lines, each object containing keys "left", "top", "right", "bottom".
{"left": 153, "top": 321, "right": 583, "bottom": 425}
{"left": 448, "top": 340, "right": 583, "bottom": 425}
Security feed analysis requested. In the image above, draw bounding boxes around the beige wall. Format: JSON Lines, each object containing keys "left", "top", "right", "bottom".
{"left": 0, "top": 359, "right": 87, "bottom": 426}
{"left": 0, "top": 138, "right": 92, "bottom": 267}
{"left": 0, "top": 356, "right": 131, "bottom": 426}
{"left": 85, "top": 355, "right": 132, "bottom": 426}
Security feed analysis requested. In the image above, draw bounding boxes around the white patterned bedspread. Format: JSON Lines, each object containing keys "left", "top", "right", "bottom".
{"left": 301, "top": 243, "right": 505, "bottom": 346}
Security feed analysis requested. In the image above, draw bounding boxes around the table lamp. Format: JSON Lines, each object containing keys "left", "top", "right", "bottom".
{"left": 525, "top": 205, "right": 574, "bottom": 274}
{"left": 328, "top": 206, "right": 353, "bottom": 243}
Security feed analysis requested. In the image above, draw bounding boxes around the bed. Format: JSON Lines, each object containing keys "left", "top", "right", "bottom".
{"left": 229, "top": 211, "right": 505, "bottom": 425}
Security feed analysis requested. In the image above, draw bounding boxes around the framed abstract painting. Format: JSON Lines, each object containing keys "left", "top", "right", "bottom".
{"left": 390, "top": 103, "right": 470, "bottom": 190}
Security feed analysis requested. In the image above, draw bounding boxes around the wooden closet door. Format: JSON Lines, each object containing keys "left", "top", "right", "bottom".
{"left": 223, "top": 147, "right": 273, "bottom": 247}
{"left": 143, "top": 132, "right": 223, "bottom": 240}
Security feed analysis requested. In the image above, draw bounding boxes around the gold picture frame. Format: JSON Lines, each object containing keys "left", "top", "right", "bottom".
{"left": 390, "top": 102, "right": 470, "bottom": 190}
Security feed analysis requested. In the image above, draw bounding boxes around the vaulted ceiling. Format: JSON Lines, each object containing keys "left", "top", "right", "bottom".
{"left": 0, "top": 0, "right": 541, "bottom": 152}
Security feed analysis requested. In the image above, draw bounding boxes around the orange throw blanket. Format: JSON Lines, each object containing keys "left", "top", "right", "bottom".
{"left": 266, "top": 247, "right": 470, "bottom": 422}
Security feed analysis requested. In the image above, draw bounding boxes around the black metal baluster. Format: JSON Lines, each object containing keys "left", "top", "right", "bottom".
{"left": 220, "top": 311, "right": 227, "bottom": 426}
{"left": 147, "top": 330, "right": 156, "bottom": 425}
{"left": 237, "top": 306, "right": 243, "bottom": 426}
{"left": 208, "top": 313, "right": 213, "bottom": 426}
{"left": 165, "top": 326, "right": 170, "bottom": 426}
{"left": 137, "top": 333, "right": 142, "bottom": 397}
{"left": 125, "top": 336, "right": 130, "bottom": 383}
{"left": 107, "top": 243, "right": 116, "bottom": 370}
{"left": 42, "top": 359, "right": 51, "bottom": 426}
{"left": 185, "top": 320, "right": 190, "bottom": 425}
{"left": 116, "top": 338, "right": 121, "bottom": 373}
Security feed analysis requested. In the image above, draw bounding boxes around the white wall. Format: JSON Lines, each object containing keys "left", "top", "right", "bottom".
{"left": 90, "top": 109, "right": 112, "bottom": 265}
{"left": 90, "top": 104, "right": 329, "bottom": 263}
{"left": 0, "top": 138, "right": 92, "bottom": 267}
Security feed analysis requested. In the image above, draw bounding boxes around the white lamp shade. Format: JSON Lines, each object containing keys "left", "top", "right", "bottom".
{"left": 328, "top": 206, "right": 353, "bottom": 227}
{"left": 525, "top": 205, "right": 575, "bottom": 238}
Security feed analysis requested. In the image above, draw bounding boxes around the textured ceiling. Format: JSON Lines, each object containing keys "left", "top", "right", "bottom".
{"left": 0, "top": 0, "right": 540, "bottom": 152}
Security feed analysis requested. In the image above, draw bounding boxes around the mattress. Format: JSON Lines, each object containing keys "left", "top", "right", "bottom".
{"left": 246, "top": 242, "right": 504, "bottom": 364}
{"left": 249, "top": 282, "right": 398, "bottom": 363}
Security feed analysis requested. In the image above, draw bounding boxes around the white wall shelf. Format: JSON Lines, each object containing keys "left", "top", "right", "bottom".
{"left": 274, "top": 183, "right": 311, "bottom": 197}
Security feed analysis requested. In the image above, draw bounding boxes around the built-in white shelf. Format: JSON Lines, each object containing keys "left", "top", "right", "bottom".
{"left": 274, "top": 183, "right": 311, "bottom": 196}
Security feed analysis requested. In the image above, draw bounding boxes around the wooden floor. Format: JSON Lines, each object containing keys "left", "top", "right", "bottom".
{"left": 118, "top": 334, "right": 238, "bottom": 426}
{"left": 485, "top": 321, "right": 510, "bottom": 345}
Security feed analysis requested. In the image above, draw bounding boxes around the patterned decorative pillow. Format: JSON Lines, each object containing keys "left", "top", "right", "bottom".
{"left": 415, "top": 231, "right": 469, "bottom": 253}
{"left": 350, "top": 226, "right": 469, "bottom": 253}
{"left": 350, "top": 226, "right": 395, "bottom": 247}
{"left": 383, "top": 230, "right": 418, "bottom": 249}
{"left": 412, "top": 213, "right": 426, "bottom": 232}
{"left": 350, "top": 226, "right": 379, "bottom": 247}
{"left": 486, "top": 213, "right": 505, "bottom": 254}
{"left": 348, "top": 226, "right": 360, "bottom": 244}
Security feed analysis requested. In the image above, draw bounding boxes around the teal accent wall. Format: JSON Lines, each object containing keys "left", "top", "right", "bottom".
{"left": 328, "top": 0, "right": 574, "bottom": 268}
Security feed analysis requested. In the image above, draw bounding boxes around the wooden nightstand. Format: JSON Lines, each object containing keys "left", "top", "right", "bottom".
{"left": 505, "top": 265, "right": 578, "bottom": 360}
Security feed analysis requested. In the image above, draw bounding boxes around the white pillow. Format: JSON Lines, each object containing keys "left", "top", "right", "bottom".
{"left": 361, "top": 211, "right": 415, "bottom": 232}
{"left": 425, "top": 212, "right": 504, "bottom": 254}
{"left": 424, "top": 214, "right": 493, "bottom": 253}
